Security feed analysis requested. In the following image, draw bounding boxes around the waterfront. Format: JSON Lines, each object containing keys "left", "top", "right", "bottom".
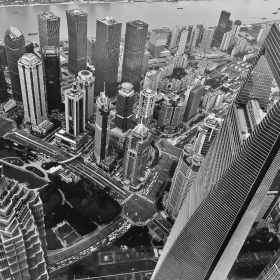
{"left": 0, "top": 0, "right": 280, "bottom": 41}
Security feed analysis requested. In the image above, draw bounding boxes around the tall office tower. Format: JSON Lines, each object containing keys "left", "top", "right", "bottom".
{"left": 66, "top": 9, "right": 88, "bottom": 77}
{"left": 142, "top": 50, "right": 150, "bottom": 75}
{"left": 257, "top": 24, "right": 270, "bottom": 45}
{"left": 177, "top": 30, "right": 188, "bottom": 55}
{"left": 122, "top": 123, "right": 151, "bottom": 186}
{"left": 169, "top": 25, "right": 180, "bottom": 50}
{"left": 214, "top": 90, "right": 224, "bottom": 109}
{"left": 87, "top": 37, "right": 96, "bottom": 65}
{"left": 18, "top": 53, "right": 47, "bottom": 126}
{"left": 0, "top": 43, "right": 7, "bottom": 67}
{"left": 165, "top": 144, "right": 204, "bottom": 220}
{"left": 95, "top": 16, "right": 121, "bottom": 99}
{"left": 174, "top": 53, "right": 188, "bottom": 68}
{"left": 25, "top": 40, "right": 34, "bottom": 54}
{"left": 37, "top": 11, "right": 60, "bottom": 53}
{"left": 196, "top": 23, "right": 204, "bottom": 46}
{"left": 143, "top": 70, "right": 160, "bottom": 92}
{"left": 65, "top": 82, "right": 86, "bottom": 136}
{"left": 193, "top": 113, "right": 223, "bottom": 156}
{"left": 138, "top": 88, "right": 156, "bottom": 125}
{"left": 236, "top": 37, "right": 247, "bottom": 53}
{"left": 188, "top": 27, "right": 200, "bottom": 53}
{"left": 158, "top": 95, "right": 186, "bottom": 134}
{"left": 183, "top": 84, "right": 204, "bottom": 122}
{"left": 187, "top": 25, "right": 193, "bottom": 43}
{"left": 115, "top": 82, "right": 134, "bottom": 132}
{"left": 0, "top": 166, "right": 49, "bottom": 280}
{"left": 4, "top": 26, "right": 26, "bottom": 101}
{"left": 212, "top": 10, "right": 231, "bottom": 45}
{"left": 149, "top": 29, "right": 168, "bottom": 58}
{"left": 257, "top": 249, "right": 280, "bottom": 280}
{"left": 151, "top": 23, "right": 280, "bottom": 280}
{"left": 77, "top": 70, "right": 94, "bottom": 120}
{"left": 42, "top": 46, "right": 61, "bottom": 113}
{"left": 233, "top": 20, "right": 242, "bottom": 36}
{"left": 94, "top": 91, "right": 111, "bottom": 164}
{"left": 226, "top": 19, "right": 233, "bottom": 32}
{"left": 220, "top": 31, "right": 235, "bottom": 51}
{"left": 122, "top": 20, "right": 148, "bottom": 92}
{"left": 200, "top": 27, "right": 214, "bottom": 53}
{"left": 0, "top": 66, "right": 8, "bottom": 109}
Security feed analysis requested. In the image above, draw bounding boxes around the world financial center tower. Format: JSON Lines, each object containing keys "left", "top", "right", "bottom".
{"left": 152, "top": 23, "right": 280, "bottom": 280}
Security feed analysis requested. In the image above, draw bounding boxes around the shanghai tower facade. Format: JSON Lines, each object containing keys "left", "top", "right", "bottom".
{"left": 66, "top": 9, "right": 88, "bottom": 77}
{"left": 152, "top": 23, "right": 280, "bottom": 280}
{"left": 95, "top": 16, "right": 122, "bottom": 99}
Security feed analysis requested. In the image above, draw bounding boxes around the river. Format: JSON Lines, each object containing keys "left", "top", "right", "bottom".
{"left": 0, "top": 0, "right": 280, "bottom": 42}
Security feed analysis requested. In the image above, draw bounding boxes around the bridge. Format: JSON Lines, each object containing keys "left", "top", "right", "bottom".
{"left": 58, "top": 153, "right": 82, "bottom": 164}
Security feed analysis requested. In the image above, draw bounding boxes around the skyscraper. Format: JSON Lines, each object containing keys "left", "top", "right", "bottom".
{"left": 233, "top": 20, "right": 242, "bottom": 36}
{"left": 94, "top": 90, "right": 111, "bottom": 164}
{"left": 122, "top": 20, "right": 148, "bottom": 92}
{"left": 177, "top": 29, "right": 188, "bottom": 55}
{"left": 187, "top": 25, "right": 193, "bottom": 43}
{"left": 151, "top": 23, "right": 280, "bottom": 280}
{"left": 65, "top": 82, "right": 86, "bottom": 137}
{"left": 18, "top": 53, "right": 47, "bottom": 126}
{"left": 257, "top": 24, "right": 270, "bottom": 45}
{"left": 0, "top": 42, "right": 7, "bottom": 67}
{"left": 257, "top": 249, "right": 280, "bottom": 280}
{"left": 200, "top": 27, "right": 214, "bottom": 53}
{"left": 115, "top": 82, "right": 135, "bottom": 132}
{"left": 95, "top": 16, "right": 122, "bottom": 99}
{"left": 188, "top": 27, "right": 200, "bottom": 53}
{"left": 37, "top": 11, "right": 60, "bottom": 53}
{"left": 0, "top": 66, "right": 8, "bottom": 108}
{"left": 87, "top": 37, "right": 96, "bottom": 65}
{"left": 122, "top": 123, "right": 151, "bottom": 186}
{"left": 149, "top": 29, "right": 168, "bottom": 58}
{"left": 42, "top": 46, "right": 62, "bottom": 113}
{"left": 165, "top": 144, "right": 203, "bottom": 220}
{"left": 212, "top": 10, "right": 231, "bottom": 46}
{"left": 0, "top": 165, "right": 49, "bottom": 280}
{"left": 196, "top": 23, "right": 204, "bottom": 46}
{"left": 66, "top": 9, "right": 88, "bottom": 76}
{"left": 4, "top": 26, "right": 26, "bottom": 101}
{"left": 220, "top": 30, "right": 235, "bottom": 51}
{"left": 236, "top": 37, "right": 247, "bottom": 53}
{"left": 143, "top": 70, "right": 160, "bottom": 92}
{"left": 169, "top": 25, "right": 180, "bottom": 50}
{"left": 137, "top": 88, "right": 157, "bottom": 125}
{"left": 77, "top": 70, "right": 94, "bottom": 120}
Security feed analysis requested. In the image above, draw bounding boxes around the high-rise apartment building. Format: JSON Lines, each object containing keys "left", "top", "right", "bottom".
{"left": 257, "top": 249, "right": 280, "bottom": 280}
{"left": 42, "top": 46, "right": 61, "bottom": 113}
{"left": 95, "top": 16, "right": 121, "bottom": 99}
{"left": 257, "top": 24, "right": 270, "bottom": 45}
{"left": 66, "top": 9, "right": 88, "bottom": 77}
{"left": 149, "top": 29, "right": 168, "bottom": 58}
{"left": 233, "top": 20, "right": 242, "bottom": 36}
{"left": 94, "top": 91, "right": 111, "bottom": 164}
{"left": 196, "top": 23, "right": 204, "bottom": 46}
{"left": 177, "top": 29, "right": 188, "bottom": 55}
{"left": 183, "top": 84, "right": 204, "bottom": 122}
{"left": 142, "top": 50, "right": 150, "bottom": 75}
{"left": 0, "top": 166, "right": 48, "bottom": 280}
{"left": 37, "top": 11, "right": 60, "bottom": 53}
{"left": 0, "top": 66, "right": 8, "bottom": 108}
{"left": 187, "top": 25, "right": 193, "bottom": 43}
{"left": 115, "top": 82, "right": 134, "bottom": 132}
{"left": 4, "top": 26, "right": 26, "bottom": 101}
{"left": 212, "top": 10, "right": 231, "bottom": 45}
{"left": 200, "top": 27, "right": 214, "bottom": 53}
{"left": 151, "top": 23, "right": 280, "bottom": 280}
{"left": 173, "top": 53, "right": 188, "bottom": 68}
{"left": 220, "top": 31, "right": 235, "bottom": 51}
{"left": 77, "top": 70, "right": 94, "bottom": 120}
{"left": 0, "top": 43, "right": 7, "bottom": 67}
{"left": 143, "top": 70, "right": 160, "bottom": 92}
{"left": 165, "top": 144, "right": 203, "bottom": 220}
{"left": 158, "top": 95, "right": 186, "bottom": 134}
{"left": 87, "top": 37, "right": 96, "bottom": 65}
{"left": 188, "top": 27, "right": 200, "bottom": 53}
{"left": 169, "top": 25, "right": 180, "bottom": 50}
{"left": 122, "top": 123, "right": 151, "bottom": 186}
{"left": 65, "top": 82, "right": 86, "bottom": 136}
{"left": 122, "top": 20, "right": 148, "bottom": 91}
{"left": 236, "top": 37, "right": 247, "bottom": 53}
{"left": 226, "top": 19, "right": 233, "bottom": 32}
{"left": 138, "top": 88, "right": 157, "bottom": 125}
{"left": 18, "top": 53, "right": 47, "bottom": 126}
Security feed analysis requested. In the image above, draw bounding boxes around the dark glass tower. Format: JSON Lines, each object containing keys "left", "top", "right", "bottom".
{"left": 115, "top": 82, "right": 135, "bottom": 133}
{"left": 122, "top": 20, "right": 148, "bottom": 92}
{"left": 43, "top": 46, "right": 62, "bottom": 113}
{"left": 0, "top": 43, "right": 7, "bottom": 67}
{"left": 152, "top": 23, "right": 280, "bottom": 280}
{"left": 4, "top": 26, "right": 26, "bottom": 101}
{"left": 66, "top": 9, "right": 88, "bottom": 77}
{"left": 0, "top": 66, "right": 8, "bottom": 105}
{"left": 37, "top": 11, "right": 60, "bottom": 53}
{"left": 212, "top": 10, "right": 231, "bottom": 46}
{"left": 95, "top": 16, "right": 122, "bottom": 99}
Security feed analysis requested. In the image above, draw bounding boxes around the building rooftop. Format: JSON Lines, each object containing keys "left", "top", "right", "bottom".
{"left": 133, "top": 123, "right": 148, "bottom": 137}
{"left": 128, "top": 20, "right": 148, "bottom": 28}
{"left": 66, "top": 9, "right": 88, "bottom": 16}
{"left": 37, "top": 11, "right": 60, "bottom": 20}
{"left": 99, "top": 16, "right": 120, "bottom": 25}
{"left": 19, "top": 53, "right": 41, "bottom": 66}
{"left": 151, "top": 29, "right": 167, "bottom": 35}
{"left": 5, "top": 26, "right": 23, "bottom": 39}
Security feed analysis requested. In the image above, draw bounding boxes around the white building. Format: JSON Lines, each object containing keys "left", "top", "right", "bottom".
{"left": 200, "top": 27, "right": 214, "bottom": 53}
{"left": 231, "top": 46, "right": 240, "bottom": 57}
{"left": 143, "top": 70, "right": 161, "bottom": 92}
{"left": 214, "top": 90, "right": 224, "bottom": 109}
{"left": 188, "top": 27, "right": 200, "bottom": 54}
{"left": 177, "top": 29, "right": 188, "bottom": 55}
{"left": 233, "top": 20, "right": 242, "bottom": 36}
{"left": 174, "top": 53, "right": 188, "bottom": 68}
{"left": 169, "top": 25, "right": 181, "bottom": 50}
{"left": 257, "top": 24, "right": 270, "bottom": 45}
{"left": 236, "top": 37, "right": 247, "bottom": 53}
{"left": 18, "top": 53, "right": 47, "bottom": 126}
{"left": 220, "top": 31, "right": 235, "bottom": 51}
